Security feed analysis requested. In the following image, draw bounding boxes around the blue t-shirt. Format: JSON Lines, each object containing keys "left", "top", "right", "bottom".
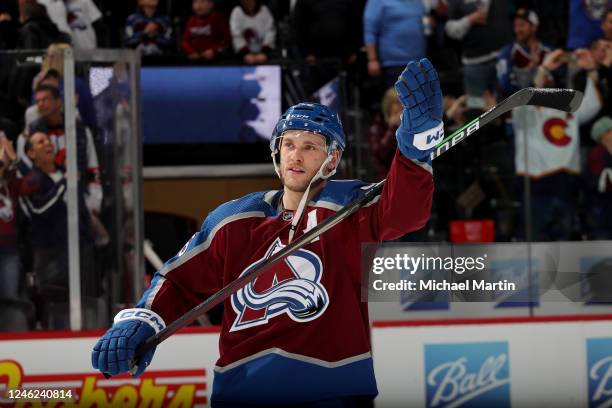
{"left": 363, "top": 0, "right": 426, "bottom": 67}
{"left": 566, "top": 0, "right": 610, "bottom": 49}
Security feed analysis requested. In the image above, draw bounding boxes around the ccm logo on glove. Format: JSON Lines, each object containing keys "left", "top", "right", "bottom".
{"left": 115, "top": 308, "right": 166, "bottom": 333}
{"left": 413, "top": 122, "right": 445, "bottom": 150}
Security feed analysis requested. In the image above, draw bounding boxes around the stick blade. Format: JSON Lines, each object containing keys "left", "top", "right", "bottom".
{"left": 525, "top": 87, "right": 584, "bottom": 113}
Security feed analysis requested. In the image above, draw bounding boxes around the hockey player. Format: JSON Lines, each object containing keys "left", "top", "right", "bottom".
{"left": 92, "top": 58, "right": 442, "bottom": 407}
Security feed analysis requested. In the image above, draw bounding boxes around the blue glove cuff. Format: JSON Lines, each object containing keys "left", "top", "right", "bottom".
{"left": 412, "top": 121, "right": 444, "bottom": 150}
{"left": 114, "top": 308, "right": 166, "bottom": 334}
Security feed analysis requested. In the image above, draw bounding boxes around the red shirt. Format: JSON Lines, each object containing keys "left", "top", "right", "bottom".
{"left": 181, "top": 12, "right": 231, "bottom": 55}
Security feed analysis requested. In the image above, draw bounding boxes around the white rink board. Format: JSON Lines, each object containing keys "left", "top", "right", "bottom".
{"left": 372, "top": 319, "right": 612, "bottom": 408}
{"left": 1, "top": 319, "right": 612, "bottom": 407}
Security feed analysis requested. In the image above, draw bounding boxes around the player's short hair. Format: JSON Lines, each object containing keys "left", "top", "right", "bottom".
{"left": 34, "top": 84, "right": 60, "bottom": 100}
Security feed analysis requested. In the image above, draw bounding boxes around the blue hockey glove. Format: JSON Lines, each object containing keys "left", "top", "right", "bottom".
{"left": 394, "top": 58, "right": 444, "bottom": 163}
{"left": 92, "top": 308, "right": 165, "bottom": 377}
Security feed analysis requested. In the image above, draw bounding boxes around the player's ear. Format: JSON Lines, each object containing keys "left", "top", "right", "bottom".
{"left": 326, "top": 150, "right": 340, "bottom": 172}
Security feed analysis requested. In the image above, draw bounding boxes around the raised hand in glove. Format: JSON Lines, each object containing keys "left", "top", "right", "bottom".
{"left": 394, "top": 58, "right": 444, "bottom": 164}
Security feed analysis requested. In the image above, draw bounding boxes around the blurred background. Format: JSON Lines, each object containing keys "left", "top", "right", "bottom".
{"left": 0, "top": 0, "right": 611, "bottom": 406}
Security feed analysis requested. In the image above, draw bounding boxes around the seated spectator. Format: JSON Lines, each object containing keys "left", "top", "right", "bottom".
{"left": 21, "top": 85, "right": 102, "bottom": 215}
{"left": 65, "top": 0, "right": 104, "bottom": 50}
{"left": 182, "top": 0, "right": 231, "bottom": 61}
{"left": 367, "top": 87, "right": 400, "bottom": 180}
{"left": 229, "top": 0, "right": 276, "bottom": 64}
{"left": 585, "top": 116, "right": 612, "bottom": 239}
{"left": 17, "top": 0, "right": 71, "bottom": 49}
{"left": 124, "top": 0, "right": 173, "bottom": 56}
{"left": 364, "top": 0, "right": 426, "bottom": 87}
{"left": 19, "top": 131, "right": 94, "bottom": 329}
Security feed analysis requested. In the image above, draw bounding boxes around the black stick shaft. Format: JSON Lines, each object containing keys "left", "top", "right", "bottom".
{"left": 132, "top": 87, "right": 582, "bottom": 360}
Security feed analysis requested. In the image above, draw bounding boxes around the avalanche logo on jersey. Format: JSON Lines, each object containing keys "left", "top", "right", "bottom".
{"left": 543, "top": 117, "right": 571, "bottom": 146}
{"left": 230, "top": 237, "right": 328, "bottom": 332}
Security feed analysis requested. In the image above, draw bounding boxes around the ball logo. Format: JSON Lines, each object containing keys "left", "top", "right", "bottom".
{"left": 230, "top": 238, "right": 328, "bottom": 331}
{"left": 587, "top": 338, "right": 612, "bottom": 408}
{"left": 425, "top": 342, "right": 511, "bottom": 408}
{"left": 543, "top": 117, "right": 571, "bottom": 146}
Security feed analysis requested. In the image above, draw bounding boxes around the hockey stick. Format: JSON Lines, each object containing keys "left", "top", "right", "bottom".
{"left": 126, "top": 87, "right": 582, "bottom": 368}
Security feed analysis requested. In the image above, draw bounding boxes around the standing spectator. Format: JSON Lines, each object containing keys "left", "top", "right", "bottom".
{"left": 25, "top": 85, "right": 102, "bottom": 215}
{"left": 27, "top": 44, "right": 97, "bottom": 129}
{"left": 19, "top": 131, "right": 94, "bottom": 329}
{"left": 124, "top": 0, "right": 173, "bottom": 56}
{"left": 603, "top": 8, "right": 612, "bottom": 40}
{"left": 522, "top": 0, "right": 568, "bottom": 48}
{"left": 17, "top": 0, "right": 70, "bottom": 49}
{"left": 65, "top": 0, "right": 103, "bottom": 50}
{"left": 585, "top": 116, "right": 612, "bottom": 239}
{"left": 567, "top": 0, "right": 611, "bottom": 49}
{"left": 0, "top": 133, "right": 21, "bottom": 301}
{"left": 513, "top": 49, "right": 602, "bottom": 240}
{"left": 294, "top": 0, "right": 362, "bottom": 64}
{"left": 367, "top": 87, "right": 400, "bottom": 180}
{"left": 445, "top": 0, "right": 512, "bottom": 109}
{"left": 181, "top": 0, "right": 231, "bottom": 61}
{"left": 497, "top": 9, "right": 554, "bottom": 97}
{"left": 0, "top": 0, "right": 19, "bottom": 49}
{"left": 572, "top": 38, "right": 612, "bottom": 121}
{"left": 363, "top": 0, "right": 426, "bottom": 86}
{"left": 36, "top": 0, "right": 71, "bottom": 37}
{"left": 229, "top": 0, "right": 276, "bottom": 64}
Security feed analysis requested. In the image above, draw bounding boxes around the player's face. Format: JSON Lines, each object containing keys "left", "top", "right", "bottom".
{"left": 279, "top": 131, "right": 328, "bottom": 192}
{"left": 513, "top": 18, "right": 535, "bottom": 43}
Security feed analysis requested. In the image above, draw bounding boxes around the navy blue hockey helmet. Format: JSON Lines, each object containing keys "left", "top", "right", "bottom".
{"left": 270, "top": 103, "right": 346, "bottom": 154}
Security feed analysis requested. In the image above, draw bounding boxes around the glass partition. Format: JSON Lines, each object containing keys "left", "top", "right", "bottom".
{"left": 0, "top": 48, "right": 142, "bottom": 331}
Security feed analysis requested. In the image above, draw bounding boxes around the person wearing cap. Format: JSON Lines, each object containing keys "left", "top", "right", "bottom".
{"left": 496, "top": 8, "right": 555, "bottom": 97}
{"left": 585, "top": 116, "right": 612, "bottom": 239}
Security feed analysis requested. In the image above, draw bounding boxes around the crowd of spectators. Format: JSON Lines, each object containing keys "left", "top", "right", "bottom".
{"left": 0, "top": 0, "right": 611, "bottom": 330}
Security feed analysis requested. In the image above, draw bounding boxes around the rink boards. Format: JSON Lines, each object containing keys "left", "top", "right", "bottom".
{"left": 1, "top": 317, "right": 612, "bottom": 407}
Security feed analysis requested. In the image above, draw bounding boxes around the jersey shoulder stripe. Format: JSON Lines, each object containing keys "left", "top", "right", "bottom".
{"left": 311, "top": 179, "right": 374, "bottom": 211}
{"left": 158, "top": 191, "right": 279, "bottom": 276}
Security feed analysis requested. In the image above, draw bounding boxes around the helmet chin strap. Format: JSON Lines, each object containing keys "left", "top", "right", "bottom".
{"left": 287, "top": 152, "right": 336, "bottom": 244}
